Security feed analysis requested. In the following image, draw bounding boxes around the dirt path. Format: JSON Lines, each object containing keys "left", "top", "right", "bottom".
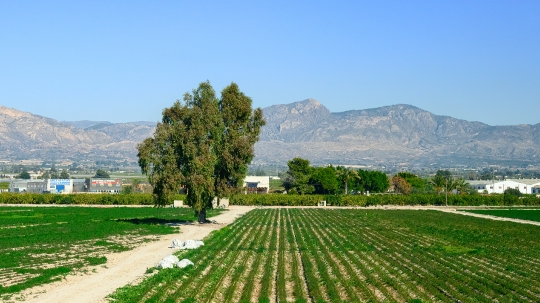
{"left": 439, "top": 208, "right": 540, "bottom": 226}
{"left": 15, "top": 206, "right": 254, "bottom": 303}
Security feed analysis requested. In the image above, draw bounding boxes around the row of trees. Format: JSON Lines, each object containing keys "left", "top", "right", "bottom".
{"left": 390, "top": 170, "right": 473, "bottom": 195}
{"left": 281, "top": 158, "right": 390, "bottom": 195}
{"left": 281, "top": 159, "right": 475, "bottom": 196}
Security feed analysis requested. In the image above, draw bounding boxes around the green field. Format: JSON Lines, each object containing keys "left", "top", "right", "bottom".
{"left": 465, "top": 209, "right": 540, "bottom": 222}
{"left": 110, "top": 209, "right": 540, "bottom": 303}
{"left": 0, "top": 206, "right": 220, "bottom": 295}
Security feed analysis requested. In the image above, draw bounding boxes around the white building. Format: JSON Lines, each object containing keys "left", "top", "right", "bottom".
{"left": 243, "top": 176, "right": 270, "bottom": 194}
{"left": 8, "top": 180, "right": 28, "bottom": 193}
{"left": 47, "top": 179, "right": 73, "bottom": 194}
{"left": 469, "top": 179, "right": 540, "bottom": 194}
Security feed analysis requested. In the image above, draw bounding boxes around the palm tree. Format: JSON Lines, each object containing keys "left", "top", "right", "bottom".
{"left": 430, "top": 175, "right": 447, "bottom": 194}
{"left": 453, "top": 178, "right": 470, "bottom": 194}
{"left": 337, "top": 167, "right": 360, "bottom": 195}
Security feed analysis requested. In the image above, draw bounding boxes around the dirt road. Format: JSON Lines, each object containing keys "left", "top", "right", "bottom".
{"left": 16, "top": 206, "right": 254, "bottom": 303}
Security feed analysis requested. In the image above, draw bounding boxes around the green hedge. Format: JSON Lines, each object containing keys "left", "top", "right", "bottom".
{"left": 0, "top": 193, "right": 187, "bottom": 205}
{"left": 230, "top": 193, "right": 540, "bottom": 207}
{"left": 3, "top": 192, "right": 539, "bottom": 207}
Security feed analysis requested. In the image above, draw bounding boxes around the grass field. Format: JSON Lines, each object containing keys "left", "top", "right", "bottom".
{"left": 0, "top": 206, "right": 221, "bottom": 296}
{"left": 465, "top": 209, "right": 540, "bottom": 222}
{"left": 110, "top": 208, "right": 540, "bottom": 303}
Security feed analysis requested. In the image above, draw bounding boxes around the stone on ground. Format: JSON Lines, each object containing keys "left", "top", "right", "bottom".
{"left": 171, "top": 238, "right": 183, "bottom": 248}
{"left": 156, "top": 254, "right": 180, "bottom": 269}
{"left": 176, "top": 259, "right": 194, "bottom": 268}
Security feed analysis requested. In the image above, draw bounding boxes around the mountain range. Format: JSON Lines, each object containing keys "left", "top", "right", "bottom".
{"left": 1, "top": 100, "right": 539, "bottom": 167}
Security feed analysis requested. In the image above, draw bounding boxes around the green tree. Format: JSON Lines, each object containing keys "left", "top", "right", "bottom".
{"left": 18, "top": 170, "right": 31, "bottom": 179}
{"left": 355, "top": 170, "right": 390, "bottom": 193}
{"left": 48, "top": 167, "right": 60, "bottom": 179}
{"left": 430, "top": 174, "right": 447, "bottom": 194}
{"left": 59, "top": 169, "right": 70, "bottom": 179}
{"left": 311, "top": 166, "right": 339, "bottom": 194}
{"left": 504, "top": 188, "right": 522, "bottom": 197}
{"left": 282, "top": 158, "right": 314, "bottom": 195}
{"left": 504, "top": 188, "right": 521, "bottom": 205}
{"left": 337, "top": 166, "right": 360, "bottom": 195}
{"left": 436, "top": 169, "right": 452, "bottom": 179}
{"left": 39, "top": 170, "right": 50, "bottom": 179}
{"left": 397, "top": 172, "right": 426, "bottom": 193}
{"left": 131, "top": 178, "right": 141, "bottom": 193}
{"left": 121, "top": 185, "right": 133, "bottom": 194}
{"left": 137, "top": 81, "right": 265, "bottom": 223}
{"left": 453, "top": 178, "right": 471, "bottom": 194}
{"left": 94, "top": 169, "right": 110, "bottom": 178}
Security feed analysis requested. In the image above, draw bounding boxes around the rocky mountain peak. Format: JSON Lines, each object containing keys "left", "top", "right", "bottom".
{"left": 0, "top": 106, "right": 31, "bottom": 120}
{"left": 261, "top": 99, "right": 332, "bottom": 140}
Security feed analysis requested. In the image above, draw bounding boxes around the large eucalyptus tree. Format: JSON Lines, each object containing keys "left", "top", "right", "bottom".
{"left": 137, "top": 81, "right": 265, "bottom": 223}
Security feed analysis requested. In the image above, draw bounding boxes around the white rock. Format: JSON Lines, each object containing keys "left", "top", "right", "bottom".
{"left": 171, "top": 238, "right": 183, "bottom": 248}
{"left": 176, "top": 259, "right": 194, "bottom": 268}
{"left": 156, "top": 254, "right": 180, "bottom": 269}
{"left": 179, "top": 240, "right": 204, "bottom": 250}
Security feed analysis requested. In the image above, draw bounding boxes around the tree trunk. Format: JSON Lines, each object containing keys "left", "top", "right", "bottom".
{"left": 344, "top": 181, "right": 348, "bottom": 195}
{"left": 197, "top": 208, "right": 208, "bottom": 223}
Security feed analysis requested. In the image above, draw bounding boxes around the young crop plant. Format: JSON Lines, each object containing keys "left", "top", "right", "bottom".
{"left": 109, "top": 208, "right": 540, "bottom": 303}
{"left": 0, "top": 206, "right": 221, "bottom": 296}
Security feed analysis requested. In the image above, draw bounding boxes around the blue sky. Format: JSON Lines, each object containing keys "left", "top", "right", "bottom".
{"left": 1, "top": 1, "right": 538, "bottom": 126}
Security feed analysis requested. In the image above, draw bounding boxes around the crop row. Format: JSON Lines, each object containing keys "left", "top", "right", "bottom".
{"left": 0, "top": 193, "right": 186, "bottom": 205}
{"left": 110, "top": 208, "right": 540, "bottom": 302}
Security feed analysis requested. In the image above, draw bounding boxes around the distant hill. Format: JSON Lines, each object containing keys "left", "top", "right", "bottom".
{"left": 0, "top": 106, "right": 154, "bottom": 162}
{"left": 255, "top": 99, "right": 540, "bottom": 166}
{"left": 62, "top": 120, "right": 113, "bottom": 129}
{"left": 1, "top": 101, "right": 539, "bottom": 167}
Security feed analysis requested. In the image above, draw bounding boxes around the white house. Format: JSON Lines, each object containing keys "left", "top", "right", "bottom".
{"left": 243, "top": 176, "right": 270, "bottom": 194}
{"left": 469, "top": 179, "right": 540, "bottom": 194}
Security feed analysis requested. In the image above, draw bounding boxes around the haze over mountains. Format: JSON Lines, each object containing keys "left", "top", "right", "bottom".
{"left": 1, "top": 100, "right": 539, "bottom": 167}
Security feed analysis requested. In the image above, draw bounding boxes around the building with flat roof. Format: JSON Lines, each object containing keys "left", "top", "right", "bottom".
{"left": 469, "top": 179, "right": 540, "bottom": 194}
{"left": 47, "top": 179, "right": 73, "bottom": 194}
{"left": 8, "top": 180, "right": 28, "bottom": 193}
{"left": 86, "top": 178, "right": 122, "bottom": 193}
{"left": 27, "top": 180, "right": 47, "bottom": 193}
{"left": 243, "top": 176, "right": 270, "bottom": 194}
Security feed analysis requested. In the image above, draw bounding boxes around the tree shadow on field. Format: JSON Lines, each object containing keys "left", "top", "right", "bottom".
{"left": 115, "top": 218, "right": 194, "bottom": 227}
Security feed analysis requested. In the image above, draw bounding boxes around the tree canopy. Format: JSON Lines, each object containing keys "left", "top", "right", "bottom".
{"left": 281, "top": 158, "right": 390, "bottom": 195}
{"left": 94, "top": 169, "right": 110, "bottom": 178}
{"left": 18, "top": 170, "right": 31, "bottom": 179}
{"left": 137, "top": 81, "right": 265, "bottom": 223}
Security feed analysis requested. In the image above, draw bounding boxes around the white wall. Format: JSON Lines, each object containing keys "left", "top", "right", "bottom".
{"left": 47, "top": 179, "right": 73, "bottom": 193}
{"left": 485, "top": 180, "right": 531, "bottom": 194}
{"left": 243, "top": 176, "right": 270, "bottom": 193}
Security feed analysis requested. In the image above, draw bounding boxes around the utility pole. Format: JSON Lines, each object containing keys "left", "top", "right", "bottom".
{"left": 445, "top": 177, "right": 448, "bottom": 207}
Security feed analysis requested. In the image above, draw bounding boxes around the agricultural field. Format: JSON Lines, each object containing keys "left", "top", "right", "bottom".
{"left": 465, "top": 209, "right": 540, "bottom": 222}
{"left": 0, "top": 206, "right": 221, "bottom": 296}
{"left": 110, "top": 208, "right": 540, "bottom": 303}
